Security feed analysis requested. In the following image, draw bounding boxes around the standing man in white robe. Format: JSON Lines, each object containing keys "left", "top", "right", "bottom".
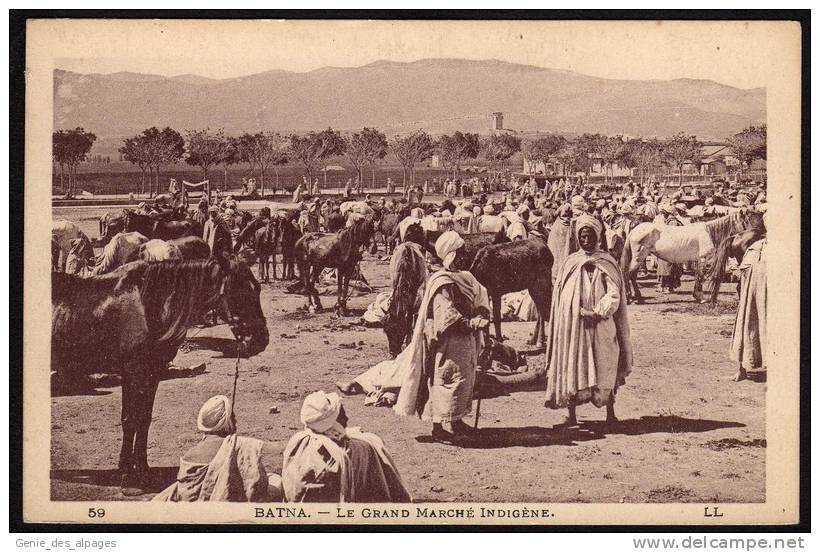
{"left": 544, "top": 215, "right": 632, "bottom": 427}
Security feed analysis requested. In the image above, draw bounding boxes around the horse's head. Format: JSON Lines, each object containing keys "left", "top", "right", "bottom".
{"left": 741, "top": 208, "right": 766, "bottom": 232}
{"left": 212, "top": 256, "right": 269, "bottom": 356}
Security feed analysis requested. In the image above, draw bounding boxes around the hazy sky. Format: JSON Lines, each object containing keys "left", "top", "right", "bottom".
{"left": 46, "top": 19, "right": 797, "bottom": 89}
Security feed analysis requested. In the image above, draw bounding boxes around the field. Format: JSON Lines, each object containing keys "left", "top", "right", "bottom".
{"left": 50, "top": 204, "right": 766, "bottom": 503}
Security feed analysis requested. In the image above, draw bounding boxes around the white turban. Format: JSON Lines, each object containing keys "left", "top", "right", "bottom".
{"left": 410, "top": 207, "right": 425, "bottom": 219}
{"left": 398, "top": 216, "right": 421, "bottom": 241}
{"left": 483, "top": 205, "right": 494, "bottom": 215}
{"left": 575, "top": 214, "right": 604, "bottom": 243}
{"left": 300, "top": 391, "right": 344, "bottom": 436}
{"left": 435, "top": 230, "right": 464, "bottom": 270}
{"left": 197, "top": 395, "right": 236, "bottom": 435}
{"left": 473, "top": 206, "right": 482, "bottom": 216}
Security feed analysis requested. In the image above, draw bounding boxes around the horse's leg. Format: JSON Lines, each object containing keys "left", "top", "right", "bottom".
{"left": 131, "top": 361, "right": 162, "bottom": 481}
{"left": 335, "top": 265, "right": 345, "bottom": 314}
{"left": 311, "top": 266, "right": 323, "bottom": 312}
{"left": 492, "top": 293, "right": 503, "bottom": 342}
{"left": 527, "top": 281, "right": 549, "bottom": 347}
{"left": 118, "top": 368, "right": 139, "bottom": 488}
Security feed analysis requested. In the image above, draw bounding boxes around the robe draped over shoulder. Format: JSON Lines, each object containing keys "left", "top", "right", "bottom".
{"left": 544, "top": 250, "right": 632, "bottom": 409}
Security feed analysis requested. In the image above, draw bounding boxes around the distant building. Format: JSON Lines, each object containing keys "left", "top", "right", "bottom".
{"left": 431, "top": 154, "right": 441, "bottom": 168}
{"left": 491, "top": 112, "right": 504, "bottom": 131}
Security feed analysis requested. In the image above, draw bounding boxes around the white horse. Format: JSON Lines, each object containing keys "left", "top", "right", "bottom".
{"left": 92, "top": 231, "right": 149, "bottom": 275}
{"left": 619, "top": 209, "right": 763, "bottom": 302}
{"left": 139, "top": 239, "right": 183, "bottom": 262}
{"left": 52, "top": 220, "right": 89, "bottom": 272}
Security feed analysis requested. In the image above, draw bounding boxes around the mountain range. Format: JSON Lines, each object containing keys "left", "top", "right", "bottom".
{"left": 53, "top": 58, "right": 766, "bottom": 149}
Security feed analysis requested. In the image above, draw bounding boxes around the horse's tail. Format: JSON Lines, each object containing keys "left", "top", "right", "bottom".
{"left": 619, "top": 232, "right": 633, "bottom": 277}
{"left": 705, "top": 234, "right": 734, "bottom": 304}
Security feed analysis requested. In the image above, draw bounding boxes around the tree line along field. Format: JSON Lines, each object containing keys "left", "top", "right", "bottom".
{"left": 52, "top": 159, "right": 507, "bottom": 196}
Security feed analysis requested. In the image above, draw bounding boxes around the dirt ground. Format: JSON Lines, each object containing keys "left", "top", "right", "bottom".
{"left": 50, "top": 206, "right": 766, "bottom": 503}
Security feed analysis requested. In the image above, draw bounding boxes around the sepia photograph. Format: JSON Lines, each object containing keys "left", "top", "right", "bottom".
{"left": 17, "top": 14, "right": 805, "bottom": 527}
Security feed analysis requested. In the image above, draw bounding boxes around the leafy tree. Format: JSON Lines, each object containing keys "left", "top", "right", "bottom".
{"left": 252, "top": 132, "right": 289, "bottom": 195}
{"left": 52, "top": 127, "right": 96, "bottom": 198}
{"left": 599, "top": 135, "right": 625, "bottom": 185}
{"left": 234, "top": 133, "right": 259, "bottom": 180}
{"left": 119, "top": 136, "right": 150, "bottom": 194}
{"left": 346, "top": 127, "right": 388, "bottom": 190}
{"left": 436, "top": 131, "right": 480, "bottom": 181}
{"left": 155, "top": 127, "right": 185, "bottom": 194}
{"left": 571, "top": 133, "right": 603, "bottom": 179}
{"left": 662, "top": 133, "right": 703, "bottom": 185}
{"left": 391, "top": 130, "right": 435, "bottom": 187}
{"left": 185, "top": 128, "right": 231, "bottom": 183}
{"left": 522, "top": 134, "right": 566, "bottom": 176}
{"left": 727, "top": 125, "right": 767, "bottom": 180}
{"left": 620, "top": 138, "right": 664, "bottom": 185}
{"left": 288, "top": 127, "right": 346, "bottom": 192}
{"left": 482, "top": 134, "right": 522, "bottom": 177}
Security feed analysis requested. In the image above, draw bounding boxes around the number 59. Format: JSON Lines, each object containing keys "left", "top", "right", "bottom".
{"left": 88, "top": 508, "right": 106, "bottom": 518}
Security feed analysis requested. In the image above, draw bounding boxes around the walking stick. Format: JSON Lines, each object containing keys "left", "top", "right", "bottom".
{"left": 474, "top": 326, "right": 490, "bottom": 429}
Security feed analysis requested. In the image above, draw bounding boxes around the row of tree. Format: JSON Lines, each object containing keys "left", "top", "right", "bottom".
{"left": 53, "top": 124, "right": 767, "bottom": 197}
{"left": 52, "top": 128, "right": 97, "bottom": 197}
{"left": 522, "top": 126, "right": 767, "bottom": 185}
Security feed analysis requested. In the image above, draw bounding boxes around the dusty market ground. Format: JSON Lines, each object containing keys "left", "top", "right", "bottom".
{"left": 50, "top": 206, "right": 766, "bottom": 503}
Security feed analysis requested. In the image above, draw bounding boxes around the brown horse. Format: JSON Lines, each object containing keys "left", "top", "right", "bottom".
{"left": 424, "top": 228, "right": 509, "bottom": 266}
{"left": 279, "top": 211, "right": 303, "bottom": 280}
{"left": 253, "top": 219, "right": 281, "bottom": 282}
{"left": 124, "top": 210, "right": 202, "bottom": 241}
{"left": 706, "top": 226, "right": 766, "bottom": 304}
{"left": 294, "top": 216, "right": 377, "bottom": 315}
{"left": 51, "top": 257, "right": 269, "bottom": 490}
{"left": 168, "top": 236, "right": 211, "bottom": 260}
{"left": 468, "top": 234, "right": 554, "bottom": 346}
{"left": 382, "top": 230, "right": 428, "bottom": 357}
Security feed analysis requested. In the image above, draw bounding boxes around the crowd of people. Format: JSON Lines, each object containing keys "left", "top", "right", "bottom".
{"left": 139, "top": 172, "right": 767, "bottom": 503}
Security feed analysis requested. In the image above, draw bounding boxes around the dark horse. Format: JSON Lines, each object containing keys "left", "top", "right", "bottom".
{"left": 382, "top": 227, "right": 428, "bottom": 357}
{"left": 705, "top": 225, "right": 766, "bottom": 304}
{"left": 424, "top": 228, "right": 509, "bottom": 266}
{"left": 51, "top": 258, "right": 269, "bottom": 490}
{"left": 469, "top": 234, "right": 554, "bottom": 346}
{"left": 294, "top": 216, "right": 377, "bottom": 315}
{"left": 124, "top": 210, "right": 202, "bottom": 241}
{"left": 279, "top": 211, "right": 303, "bottom": 280}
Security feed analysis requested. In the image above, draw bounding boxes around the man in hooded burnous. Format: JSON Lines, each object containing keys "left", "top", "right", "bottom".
{"left": 393, "top": 231, "right": 491, "bottom": 444}
{"left": 153, "top": 395, "right": 277, "bottom": 502}
{"left": 544, "top": 215, "right": 633, "bottom": 427}
{"left": 280, "top": 391, "right": 411, "bottom": 503}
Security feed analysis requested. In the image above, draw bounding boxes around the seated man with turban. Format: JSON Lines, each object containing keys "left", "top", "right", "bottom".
{"left": 153, "top": 395, "right": 278, "bottom": 502}
{"left": 281, "top": 391, "right": 411, "bottom": 503}
{"left": 544, "top": 215, "right": 632, "bottom": 427}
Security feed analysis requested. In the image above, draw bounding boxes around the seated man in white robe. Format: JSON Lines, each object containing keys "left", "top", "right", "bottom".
{"left": 280, "top": 391, "right": 411, "bottom": 503}
{"left": 153, "top": 395, "right": 279, "bottom": 502}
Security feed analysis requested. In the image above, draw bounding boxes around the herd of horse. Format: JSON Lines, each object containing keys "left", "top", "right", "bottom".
{"left": 50, "top": 196, "right": 764, "bottom": 491}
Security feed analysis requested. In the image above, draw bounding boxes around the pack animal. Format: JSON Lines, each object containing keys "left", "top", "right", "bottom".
{"left": 468, "top": 235, "right": 554, "bottom": 346}
{"left": 294, "top": 215, "right": 377, "bottom": 315}
{"left": 51, "top": 258, "right": 269, "bottom": 491}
